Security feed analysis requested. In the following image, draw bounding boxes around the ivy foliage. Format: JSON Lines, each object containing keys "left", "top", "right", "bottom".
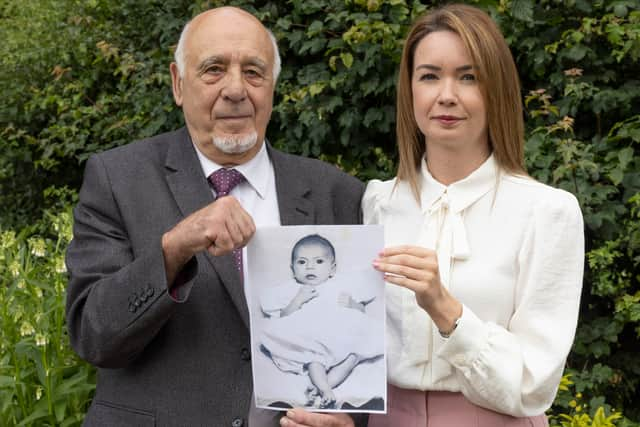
{"left": 1, "top": 0, "right": 639, "bottom": 425}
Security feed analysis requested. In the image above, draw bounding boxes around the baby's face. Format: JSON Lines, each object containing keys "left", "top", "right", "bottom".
{"left": 291, "top": 243, "right": 336, "bottom": 286}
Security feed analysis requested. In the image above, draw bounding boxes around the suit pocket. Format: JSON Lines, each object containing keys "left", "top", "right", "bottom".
{"left": 83, "top": 400, "right": 155, "bottom": 426}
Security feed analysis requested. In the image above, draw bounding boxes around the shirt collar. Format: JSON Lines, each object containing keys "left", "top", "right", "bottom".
{"left": 420, "top": 154, "right": 498, "bottom": 214}
{"left": 192, "top": 141, "right": 271, "bottom": 199}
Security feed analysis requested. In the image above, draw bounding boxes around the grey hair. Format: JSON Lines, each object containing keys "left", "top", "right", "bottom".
{"left": 173, "top": 17, "right": 281, "bottom": 82}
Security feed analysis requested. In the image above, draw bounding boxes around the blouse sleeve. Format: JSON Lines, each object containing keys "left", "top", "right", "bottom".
{"left": 437, "top": 189, "right": 584, "bottom": 416}
{"left": 362, "top": 179, "right": 387, "bottom": 225}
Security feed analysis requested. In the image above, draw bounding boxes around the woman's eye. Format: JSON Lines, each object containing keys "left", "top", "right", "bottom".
{"left": 419, "top": 73, "right": 438, "bottom": 81}
{"left": 461, "top": 73, "right": 476, "bottom": 81}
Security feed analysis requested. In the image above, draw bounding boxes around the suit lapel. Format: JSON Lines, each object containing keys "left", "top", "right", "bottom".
{"left": 164, "top": 129, "right": 249, "bottom": 327}
{"left": 268, "top": 145, "right": 315, "bottom": 226}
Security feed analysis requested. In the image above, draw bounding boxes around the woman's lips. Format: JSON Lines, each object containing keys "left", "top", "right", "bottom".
{"left": 432, "top": 115, "right": 464, "bottom": 125}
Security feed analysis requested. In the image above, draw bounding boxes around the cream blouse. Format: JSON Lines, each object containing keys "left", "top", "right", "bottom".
{"left": 362, "top": 155, "right": 584, "bottom": 417}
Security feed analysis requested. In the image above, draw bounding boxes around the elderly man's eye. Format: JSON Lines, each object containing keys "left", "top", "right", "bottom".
{"left": 206, "top": 66, "right": 223, "bottom": 74}
{"left": 245, "top": 69, "right": 263, "bottom": 78}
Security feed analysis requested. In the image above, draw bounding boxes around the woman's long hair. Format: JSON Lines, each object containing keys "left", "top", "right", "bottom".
{"left": 396, "top": 4, "right": 526, "bottom": 201}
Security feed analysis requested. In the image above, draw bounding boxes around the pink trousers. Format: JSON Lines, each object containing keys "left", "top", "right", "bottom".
{"left": 368, "top": 384, "right": 549, "bottom": 427}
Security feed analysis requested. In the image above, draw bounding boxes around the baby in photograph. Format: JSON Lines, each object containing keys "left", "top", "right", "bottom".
{"left": 259, "top": 234, "right": 383, "bottom": 409}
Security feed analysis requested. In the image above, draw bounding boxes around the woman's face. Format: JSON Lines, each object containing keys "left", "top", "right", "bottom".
{"left": 411, "top": 30, "right": 489, "bottom": 158}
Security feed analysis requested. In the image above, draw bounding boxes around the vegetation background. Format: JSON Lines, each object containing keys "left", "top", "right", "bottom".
{"left": 1, "top": 0, "right": 638, "bottom": 425}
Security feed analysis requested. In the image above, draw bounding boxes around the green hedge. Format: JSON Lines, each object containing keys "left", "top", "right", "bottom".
{"left": 1, "top": 0, "right": 638, "bottom": 425}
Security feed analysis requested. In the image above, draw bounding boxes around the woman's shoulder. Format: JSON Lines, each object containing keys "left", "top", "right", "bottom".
{"left": 500, "top": 174, "right": 582, "bottom": 219}
{"left": 362, "top": 178, "right": 408, "bottom": 224}
{"left": 363, "top": 177, "right": 397, "bottom": 198}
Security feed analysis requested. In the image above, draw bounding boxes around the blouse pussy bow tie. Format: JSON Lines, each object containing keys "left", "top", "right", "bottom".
{"left": 422, "top": 189, "right": 471, "bottom": 289}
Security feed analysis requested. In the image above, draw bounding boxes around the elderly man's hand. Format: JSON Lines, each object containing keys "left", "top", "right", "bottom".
{"left": 279, "top": 409, "right": 355, "bottom": 427}
{"left": 161, "top": 196, "right": 255, "bottom": 283}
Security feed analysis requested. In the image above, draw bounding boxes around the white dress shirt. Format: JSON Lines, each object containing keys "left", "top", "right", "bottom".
{"left": 192, "top": 141, "right": 281, "bottom": 280}
{"left": 362, "top": 154, "right": 584, "bottom": 417}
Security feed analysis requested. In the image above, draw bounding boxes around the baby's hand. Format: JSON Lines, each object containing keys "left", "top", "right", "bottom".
{"left": 282, "top": 286, "right": 319, "bottom": 317}
{"left": 299, "top": 286, "right": 318, "bottom": 302}
{"left": 296, "top": 286, "right": 318, "bottom": 305}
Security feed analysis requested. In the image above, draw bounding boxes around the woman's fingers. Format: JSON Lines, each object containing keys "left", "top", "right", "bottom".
{"left": 382, "top": 272, "right": 433, "bottom": 294}
{"left": 380, "top": 245, "right": 436, "bottom": 258}
{"left": 373, "top": 245, "right": 442, "bottom": 303}
{"left": 374, "top": 246, "right": 439, "bottom": 278}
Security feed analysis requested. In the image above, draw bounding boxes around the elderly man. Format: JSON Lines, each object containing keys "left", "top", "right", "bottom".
{"left": 66, "top": 6, "right": 365, "bottom": 427}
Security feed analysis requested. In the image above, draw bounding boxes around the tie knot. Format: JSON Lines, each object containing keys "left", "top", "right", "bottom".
{"left": 208, "top": 168, "right": 245, "bottom": 197}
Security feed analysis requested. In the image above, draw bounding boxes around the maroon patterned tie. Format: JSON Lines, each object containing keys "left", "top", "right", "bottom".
{"left": 207, "top": 168, "right": 245, "bottom": 275}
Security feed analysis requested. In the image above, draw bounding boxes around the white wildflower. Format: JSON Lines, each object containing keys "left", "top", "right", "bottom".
{"left": 35, "top": 386, "right": 43, "bottom": 400}
{"left": 1, "top": 231, "right": 16, "bottom": 249}
{"left": 35, "top": 333, "right": 48, "bottom": 347}
{"left": 9, "top": 260, "right": 20, "bottom": 277}
{"left": 29, "top": 238, "right": 46, "bottom": 257}
{"left": 20, "top": 321, "right": 35, "bottom": 337}
{"left": 55, "top": 258, "right": 67, "bottom": 274}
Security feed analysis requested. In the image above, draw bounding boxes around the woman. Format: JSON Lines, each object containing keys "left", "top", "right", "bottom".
{"left": 363, "top": 4, "right": 584, "bottom": 426}
{"left": 279, "top": 4, "right": 583, "bottom": 427}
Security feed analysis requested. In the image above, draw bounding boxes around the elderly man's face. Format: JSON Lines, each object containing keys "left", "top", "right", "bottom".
{"left": 170, "top": 8, "right": 275, "bottom": 165}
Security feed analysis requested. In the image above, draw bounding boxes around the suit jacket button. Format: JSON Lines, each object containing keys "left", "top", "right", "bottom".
{"left": 240, "top": 348, "right": 251, "bottom": 361}
{"left": 231, "top": 417, "right": 244, "bottom": 427}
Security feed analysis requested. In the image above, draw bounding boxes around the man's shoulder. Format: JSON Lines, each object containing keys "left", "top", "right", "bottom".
{"left": 94, "top": 128, "right": 186, "bottom": 164}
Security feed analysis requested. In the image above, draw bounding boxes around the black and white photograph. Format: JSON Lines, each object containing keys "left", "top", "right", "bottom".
{"left": 246, "top": 225, "right": 386, "bottom": 413}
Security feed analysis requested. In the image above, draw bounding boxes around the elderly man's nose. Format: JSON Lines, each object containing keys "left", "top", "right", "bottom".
{"left": 221, "top": 70, "right": 247, "bottom": 102}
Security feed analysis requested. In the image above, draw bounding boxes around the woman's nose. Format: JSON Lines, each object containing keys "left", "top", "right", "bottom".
{"left": 437, "top": 79, "right": 457, "bottom": 106}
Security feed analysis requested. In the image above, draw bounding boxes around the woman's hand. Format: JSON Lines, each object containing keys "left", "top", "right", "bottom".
{"left": 373, "top": 245, "right": 462, "bottom": 333}
{"left": 279, "top": 409, "right": 354, "bottom": 427}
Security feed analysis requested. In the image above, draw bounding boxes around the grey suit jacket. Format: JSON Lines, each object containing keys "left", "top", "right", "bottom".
{"left": 65, "top": 128, "right": 367, "bottom": 427}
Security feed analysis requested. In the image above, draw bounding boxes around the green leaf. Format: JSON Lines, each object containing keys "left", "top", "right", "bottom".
{"left": 307, "top": 20, "right": 323, "bottom": 36}
{"left": 618, "top": 147, "right": 634, "bottom": 169}
{"left": 613, "top": 4, "right": 628, "bottom": 18}
{"left": 510, "top": 0, "right": 534, "bottom": 22}
{"left": 340, "top": 52, "right": 354, "bottom": 69}
{"left": 565, "top": 44, "right": 589, "bottom": 61}
{"left": 0, "top": 376, "right": 14, "bottom": 388}
{"left": 17, "top": 407, "right": 49, "bottom": 426}
{"left": 609, "top": 167, "right": 624, "bottom": 185}
{"left": 308, "top": 82, "right": 326, "bottom": 97}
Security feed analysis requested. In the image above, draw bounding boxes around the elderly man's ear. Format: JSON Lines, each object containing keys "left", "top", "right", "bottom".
{"left": 169, "top": 62, "right": 184, "bottom": 107}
